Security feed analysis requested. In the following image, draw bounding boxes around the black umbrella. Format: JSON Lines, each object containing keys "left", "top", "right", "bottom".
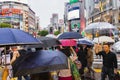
{"left": 57, "top": 32, "right": 83, "bottom": 39}
{"left": 12, "top": 50, "right": 68, "bottom": 77}
{"left": 26, "top": 37, "right": 61, "bottom": 48}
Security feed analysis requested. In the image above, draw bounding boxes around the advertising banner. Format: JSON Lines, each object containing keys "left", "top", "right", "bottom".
{"left": 0, "top": 0, "right": 28, "bottom": 4}
{"left": 68, "top": 9, "right": 79, "bottom": 20}
{"left": 69, "top": 0, "right": 79, "bottom": 4}
{"left": 68, "top": 2, "right": 80, "bottom": 20}
{"left": 71, "top": 20, "right": 80, "bottom": 32}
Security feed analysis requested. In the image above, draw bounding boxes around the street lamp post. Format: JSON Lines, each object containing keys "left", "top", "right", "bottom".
{"left": 100, "top": 0, "right": 103, "bottom": 22}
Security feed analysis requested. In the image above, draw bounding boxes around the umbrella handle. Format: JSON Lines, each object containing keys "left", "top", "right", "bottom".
{"left": 60, "top": 45, "right": 63, "bottom": 49}
{"left": 70, "top": 47, "right": 77, "bottom": 57}
{"left": 4, "top": 47, "right": 7, "bottom": 67}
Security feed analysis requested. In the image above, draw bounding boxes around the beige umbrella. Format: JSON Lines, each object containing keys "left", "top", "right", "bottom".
{"left": 93, "top": 36, "right": 115, "bottom": 43}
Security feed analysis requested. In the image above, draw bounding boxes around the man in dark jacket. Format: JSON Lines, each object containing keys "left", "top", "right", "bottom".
{"left": 96, "top": 43, "right": 118, "bottom": 80}
{"left": 77, "top": 44, "right": 88, "bottom": 76}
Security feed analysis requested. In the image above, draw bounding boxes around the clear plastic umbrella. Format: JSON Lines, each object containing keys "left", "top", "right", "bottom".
{"left": 84, "top": 22, "right": 119, "bottom": 36}
{"left": 111, "top": 41, "right": 120, "bottom": 52}
{"left": 85, "top": 22, "right": 117, "bottom": 30}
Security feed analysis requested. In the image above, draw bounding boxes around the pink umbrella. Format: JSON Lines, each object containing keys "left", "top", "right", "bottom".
{"left": 60, "top": 39, "right": 77, "bottom": 46}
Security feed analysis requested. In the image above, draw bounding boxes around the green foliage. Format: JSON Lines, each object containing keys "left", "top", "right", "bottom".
{"left": 0, "top": 23, "right": 12, "bottom": 28}
{"left": 38, "top": 30, "right": 48, "bottom": 36}
{"left": 54, "top": 30, "right": 60, "bottom": 35}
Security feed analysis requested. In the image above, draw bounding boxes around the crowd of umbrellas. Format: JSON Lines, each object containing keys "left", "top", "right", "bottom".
{"left": 0, "top": 27, "right": 120, "bottom": 77}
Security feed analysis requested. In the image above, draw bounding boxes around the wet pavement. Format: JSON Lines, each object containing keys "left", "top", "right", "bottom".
{"left": 0, "top": 67, "right": 102, "bottom": 80}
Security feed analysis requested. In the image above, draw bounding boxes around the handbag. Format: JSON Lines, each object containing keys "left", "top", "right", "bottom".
{"left": 69, "top": 58, "right": 81, "bottom": 80}
{"left": 2, "top": 67, "right": 9, "bottom": 80}
{"left": 74, "top": 59, "right": 82, "bottom": 70}
{"left": 114, "top": 72, "right": 120, "bottom": 80}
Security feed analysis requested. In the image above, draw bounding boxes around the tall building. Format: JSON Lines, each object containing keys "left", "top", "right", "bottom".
{"left": 28, "top": 8, "right": 35, "bottom": 33}
{"left": 64, "top": 0, "right": 120, "bottom": 32}
{"left": 35, "top": 16, "right": 40, "bottom": 30}
{"left": 0, "top": 0, "right": 39, "bottom": 34}
{"left": 87, "top": 0, "right": 120, "bottom": 29}
{"left": 58, "top": 19, "right": 64, "bottom": 32}
{"left": 52, "top": 13, "right": 58, "bottom": 30}
{"left": 84, "top": 0, "right": 94, "bottom": 25}
{"left": 64, "top": 2, "right": 80, "bottom": 32}
{"left": 48, "top": 13, "right": 59, "bottom": 33}
{"left": 64, "top": 1, "right": 86, "bottom": 33}
{"left": 47, "top": 13, "right": 65, "bottom": 33}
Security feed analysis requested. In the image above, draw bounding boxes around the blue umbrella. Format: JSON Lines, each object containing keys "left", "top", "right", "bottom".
{"left": 0, "top": 28, "right": 41, "bottom": 46}
{"left": 12, "top": 50, "right": 68, "bottom": 77}
{"left": 77, "top": 38, "right": 94, "bottom": 45}
{"left": 57, "top": 32, "right": 83, "bottom": 39}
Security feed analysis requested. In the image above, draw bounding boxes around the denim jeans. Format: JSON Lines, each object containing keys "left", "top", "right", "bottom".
{"left": 18, "top": 75, "right": 30, "bottom": 80}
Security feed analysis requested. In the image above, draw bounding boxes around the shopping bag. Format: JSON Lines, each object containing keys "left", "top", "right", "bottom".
{"left": 69, "top": 58, "right": 81, "bottom": 80}
{"left": 10, "top": 77, "right": 17, "bottom": 80}
{"left": 2, "top": 67, "right": 9, "bottom": 80}
{"left": 74, "top": 60, "right": 82, "bottom": 70}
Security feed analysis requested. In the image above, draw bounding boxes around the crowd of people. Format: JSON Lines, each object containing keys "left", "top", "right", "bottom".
{"left": 0, "top": 41, "right": 119, "bottom": 80}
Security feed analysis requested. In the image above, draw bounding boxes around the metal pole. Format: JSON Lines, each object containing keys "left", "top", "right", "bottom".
{"left": 100, "top": 0, "right": 104, "bottom": 22}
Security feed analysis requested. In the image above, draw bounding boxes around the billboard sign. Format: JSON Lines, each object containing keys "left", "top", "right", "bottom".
{"left": 68, "top": 8, "right": 79, "bottom": 20}
{"left": 0, "top": 0, "right": 28, "bottom": 4}
{"left": 71, "top": 20, "right": 80, "bottom": 32}
{"left": 1, "top": 8, "right": 21, "bottom": 14}
{"left": 69, "top": 0, "right": 79, "bottom": 4}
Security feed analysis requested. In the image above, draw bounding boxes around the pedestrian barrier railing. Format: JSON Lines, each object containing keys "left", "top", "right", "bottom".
{"left": 93, "top": 59, "right": 120, "bottom": 69}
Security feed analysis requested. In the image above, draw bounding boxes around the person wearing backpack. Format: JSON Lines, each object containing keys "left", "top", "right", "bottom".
{"left": 1, "top": 47, "right": 12, "bottom": 80}
{"left": 11, "top": 46, "right": 30, "bottom": 80}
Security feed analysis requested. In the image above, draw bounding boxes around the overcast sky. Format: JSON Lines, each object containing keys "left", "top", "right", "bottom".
{"left": 28, "top": 0, "right": 69, "bottom": 28}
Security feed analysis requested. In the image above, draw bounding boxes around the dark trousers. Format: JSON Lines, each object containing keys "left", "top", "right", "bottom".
{"left": 79, "top": 66, "right": 85, "bottom": 80}
{"left": 101, "top": 66, "right": 114, "bottom": 80}
{"left": 18, "top": 75, "right": 30, "bottom": 80}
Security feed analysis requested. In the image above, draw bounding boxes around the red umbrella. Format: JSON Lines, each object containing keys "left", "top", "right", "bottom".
{"left": 60, "top": 39, "right": 77, "bottom": 46}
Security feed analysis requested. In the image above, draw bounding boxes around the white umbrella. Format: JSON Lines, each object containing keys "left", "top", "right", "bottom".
{"left": 85, "top": 22, "right": 117, "bottom": 30}
{"left": 93, "top": 36, "right": 115, "bottom": 43}
{"left": 46, "top": 34, "right": 56, "bottom": 38}
{"left": 111, "top": 41, "right": 120, "bottom": 52}
{"left": 84, "top": 22, "right": 119, "bottom": 37}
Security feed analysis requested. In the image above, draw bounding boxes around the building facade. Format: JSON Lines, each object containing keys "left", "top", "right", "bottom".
{"left": 64, "top": 0, "right": 120, "bottom": 33}
{"left": 0, "top": 0, "right": 39, "bottom": 35}
{"left": 64, "top": 0, "right": 87, "bottom": 33}
{"left": 87, "top": 0, "right": 120, "bottom": 29}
